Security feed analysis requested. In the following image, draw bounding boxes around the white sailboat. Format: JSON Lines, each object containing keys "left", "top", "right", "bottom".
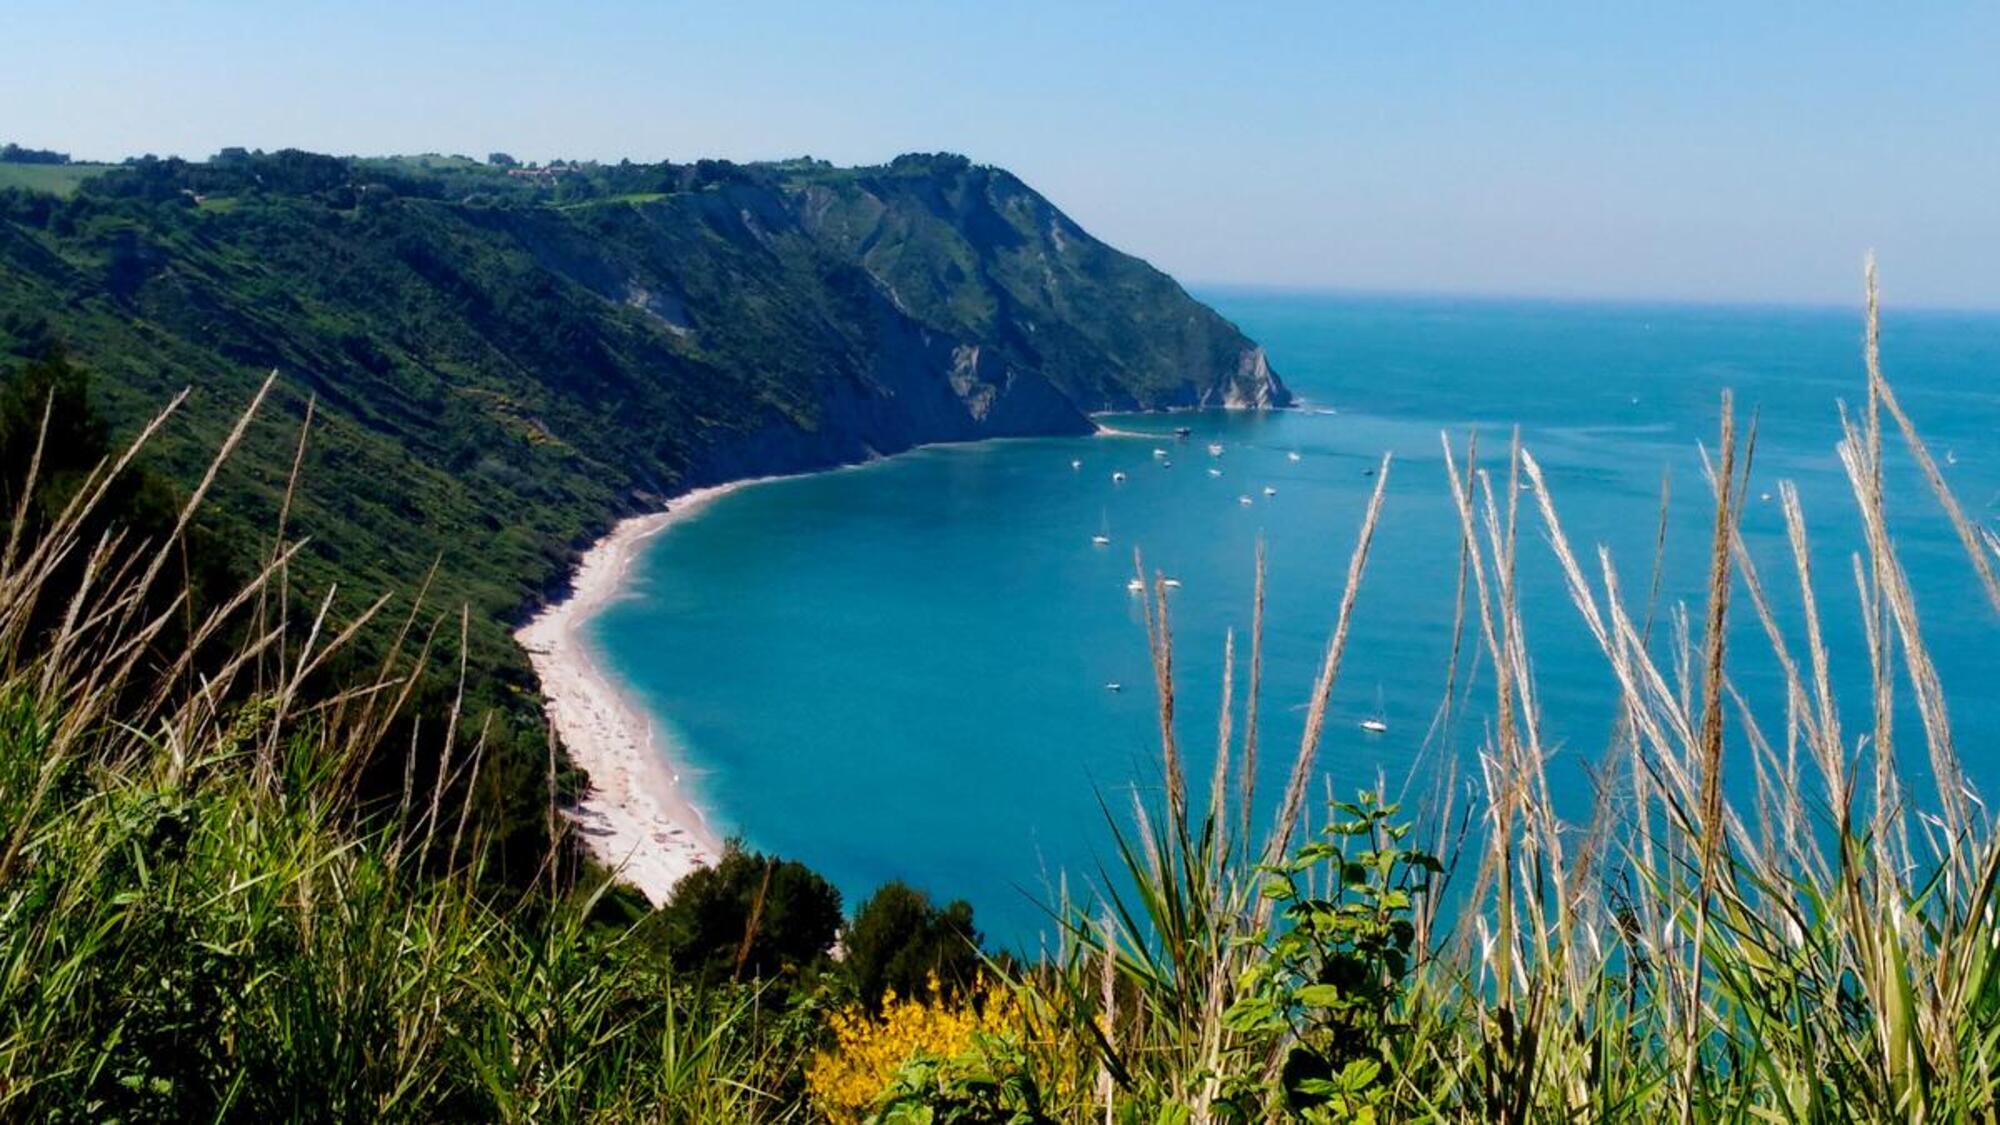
{"left": 1359, "top": 686, "right": 1388, "bottom": 733}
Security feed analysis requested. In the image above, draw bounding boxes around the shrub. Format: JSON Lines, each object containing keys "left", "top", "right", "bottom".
{"left": 1223, "top": 791, "right": 1440, "bottom": 1118}
{"left": 807, "top": 974, "right": 1039, "bottom": 1124}
{"left": 844, "top": 881, "right": 985, "bottom": 1012}
{"left": 651, "top": 839, "right": 843, "bottom": 984}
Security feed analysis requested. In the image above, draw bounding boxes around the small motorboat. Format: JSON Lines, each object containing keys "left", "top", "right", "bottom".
{"left": 1160, "top": 459, "right": 1173, "bottom": 468}
{"left": 1126, "top": 578, "right": 1145, "bottom": 593}
{"left": 1091, "top": 534, "right": 1111, "bottom": 546}
{"left": 1161, "top": 578, "right": 1182, "bottom": 589}
{"left": 1071, "top": 459, "right": 1082, "bottom": 470}
{"left": 1207, "top": 468, "right": 1222, "bottom": 477}
{"left": 1238, "top": 494, "right": 1254, "bottom": 506}
{"left": 1105, "top": 682, "right": 1123, "bottom": 692}
{"left": 1112, "top": 471, "right": 1127, "bottom": 483}
{"left": 1208, "top": 443, "right": 1224, "bottom": 456}
{"left": 1263, "top": 486, "right": 1277, "bottom": 496}
{"left": 1152, "top": 448, "right": 1169, "bottom": 460}
{"left": 1174, "top": 426, "right": 1193, "bottom": 438}
{"left": 1287, "top": 451, "right": 1302, "bottom": 462}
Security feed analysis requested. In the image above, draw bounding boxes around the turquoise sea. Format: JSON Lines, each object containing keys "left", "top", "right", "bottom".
{"left": 589, "top": 291, "right": 2000, "bottom": 944}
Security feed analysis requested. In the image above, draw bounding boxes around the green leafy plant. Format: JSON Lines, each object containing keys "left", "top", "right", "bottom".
{"left": 868, "top": 1034, "right": 1054, "bottom": 1125}
{"left": 1226, "top": 791, "right": 1439, "bottom": 1119}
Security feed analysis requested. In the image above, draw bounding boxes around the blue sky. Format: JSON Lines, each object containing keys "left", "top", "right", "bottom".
{"left": 7, "top": 2, "right": 1998, "bottom": 307}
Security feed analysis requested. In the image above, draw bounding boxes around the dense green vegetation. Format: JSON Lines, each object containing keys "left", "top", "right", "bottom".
{"left": 648, "top": 842, "right": 846, "bottom": 988}
{"left": 0, "top": 146, "right": 1282, "bottom": 885}
{"left": 841, "top": 883, "right": 986, "bottom": 1014}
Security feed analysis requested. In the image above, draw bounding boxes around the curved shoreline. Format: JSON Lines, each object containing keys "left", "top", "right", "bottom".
{"left": 515, "top": 480, "right": 770, "bottom": 903}
{"left": 514, "top": 420, "right": 1170, "bottom": 904}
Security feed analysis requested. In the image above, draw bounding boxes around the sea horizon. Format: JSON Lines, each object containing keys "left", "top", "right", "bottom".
{"left": 1191, "top": 280, "right": 2000, "bottom": 319}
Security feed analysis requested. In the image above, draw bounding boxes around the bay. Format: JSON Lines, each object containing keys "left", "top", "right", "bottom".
{"left": 590, "top": 291, "right": 2000, "bottom": 943}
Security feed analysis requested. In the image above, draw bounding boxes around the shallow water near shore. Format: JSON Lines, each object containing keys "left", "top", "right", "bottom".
{"left": 589, "top": 291, "right": 2000, "bottom": 944}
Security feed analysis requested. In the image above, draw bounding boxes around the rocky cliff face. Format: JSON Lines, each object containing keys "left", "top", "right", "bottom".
{"left": 777, "top": 154, "right": 1290, "bottom": 421}
{"left": 501, "top": 153, "right": 1289, "bottom": 486}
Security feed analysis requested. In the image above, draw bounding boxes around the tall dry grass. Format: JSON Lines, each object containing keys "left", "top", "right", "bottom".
{"left": 1007, "top": 263, "right": 2000, "bottom": 1122}
{"left": 0, "top": 382, "right": 815, "bottom": 1121}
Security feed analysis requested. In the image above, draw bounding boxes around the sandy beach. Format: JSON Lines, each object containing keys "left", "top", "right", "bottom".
{"left": 514, "top": 438, "right": 1082, "bottom": 905}
{"left": 515, "top": 481, "right": 760, "bottom": 904}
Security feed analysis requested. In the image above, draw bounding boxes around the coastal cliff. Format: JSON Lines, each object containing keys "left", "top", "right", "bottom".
{"left": 0, "top": 150, "right": 1284, "bottom": 617}
{"left": 491, "top": 151, "right": 1290, "bottom": 486}
{"left": 0, "top": 148, "right": 1286, "bottom": 838}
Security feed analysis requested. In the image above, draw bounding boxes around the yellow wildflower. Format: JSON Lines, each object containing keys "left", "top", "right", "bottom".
{"left": 807, "top": 973, "right": 1022, "bottom": 1123}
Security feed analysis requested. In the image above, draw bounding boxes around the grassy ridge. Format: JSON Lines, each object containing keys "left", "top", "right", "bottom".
{"left": 0, "top": 162, "right": 113, "bottom": 196}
